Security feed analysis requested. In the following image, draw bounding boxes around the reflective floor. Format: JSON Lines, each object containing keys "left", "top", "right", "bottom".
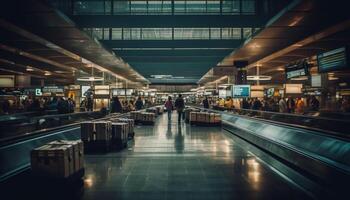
{"left": 1, "top": 112, "right": 309, "bottom": 200}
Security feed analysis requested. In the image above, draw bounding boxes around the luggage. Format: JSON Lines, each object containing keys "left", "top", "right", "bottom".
{"left": 111, "top": 122, "right": 128, "bottom": 148}
{"left": 190, "top": 112, "right": 197, "bottom": 122}
{"left": 48, "top": 140, "right": 84, "bottom": 173}
{"left": 94, "top": 121, "right": 112, "bottom": 141}
{"left": 31, "top": 144, "right": 74, "bottom": 178}
{"left": 80, "top": 121, "right": 94, "bottom": 142}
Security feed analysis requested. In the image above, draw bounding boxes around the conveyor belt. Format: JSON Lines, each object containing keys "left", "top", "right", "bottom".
{"left": 0, "top": 112, "right": 313, "bottom": 200}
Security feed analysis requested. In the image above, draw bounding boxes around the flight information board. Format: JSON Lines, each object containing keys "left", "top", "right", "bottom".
{"left": 318, "top": 47, "right": 348, "bottom": 72}
{"left": 232, "top": 85, "right": 250, "bottom": 98}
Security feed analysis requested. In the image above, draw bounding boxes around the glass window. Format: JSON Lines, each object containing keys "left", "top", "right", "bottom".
{"left": 131, "top": 28, "right": 141, "bottom": 39}
{"left": 242, "top": 0, "right": 255, "bottom": 14}
{"left": 114, "top": 1, "right": 130, "bottom": 14}
{"left": 174, "top": 1, "right": 186, "bottom": 13}
{"left": 174, "top": 28, "right": 209, "bottom": 40}
{"left": 186, "top": 1, "right": 206, "bottom": 13}
{"left": 74, "top": 1, "right": 105, "bottom": 14}
{"left": 210, "top": 28, "right": 221, "bottom": 39}
{"left": 162, "top": 1, "right": 172, "bottom": 13}
{"left": 243, "top": 28, "right": 252, "bottom": 39}
{"left": 123, "top": 28, "right": 131, "bottom": 39}
{"left": 141, "top": 28, "right": 172, "bottom": 40}
{"left": 112, "top": 28, "right": 123, "bottom": 39}
{"left": 92, "top": 28, "right": 103, "bottom": 40}
{"left": 221, "top": 28, "right": 241, "bottom": 39}
{"left": 222, "top": 0, "right": 240, "bottom": 14}
{"left": 207, "top": 0, "right": 220, "bottom": 13}
{"left": 105, "top": 0, "right": 112, "bottom": 14}
{"left": 130, "top": 1, "right": 147, "bottom": 13}
{"left": 148, "top": 1, "right": 162, "bottom": 13}
{"left": 103, "top": 28, "right": 110, "bottom": 40}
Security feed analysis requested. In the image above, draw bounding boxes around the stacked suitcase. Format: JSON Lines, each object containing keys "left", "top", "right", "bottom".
{"left": 113, "top": 118, "right": 135, "bottom": 138}
{"left": 31, "top": 140, "right": 84, "bottom": 180}
{"left": 184, "top": 108, "right": 200, "bottom": 123}
{"left": 189, "top": 112, "right": 221, "bottom": 126}
{"left": 80, "top": 120, "right": 128, "bottom": 152}
{"left": 130, "top": 111, "right": 156, "bottom": 125}
{"left": 111, "top": 122, "right": 128, "bottom": 149}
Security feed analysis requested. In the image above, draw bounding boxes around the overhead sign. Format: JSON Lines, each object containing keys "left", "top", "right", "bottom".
{"left": 317, "top": 47, "right": 348, "bottom": 73}
{"left": 285, "top": 60, "right": 309, "bottom": 79}
{"left": 42, "top": 86, "right": 64, "bottom": 93}
{"left": 232, "top": 85, "right": 250, "bottom": 98}
{"left": 35, "top": 88, "right": 42, "bottom": 96}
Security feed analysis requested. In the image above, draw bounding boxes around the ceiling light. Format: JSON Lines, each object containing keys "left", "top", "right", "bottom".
{"left": 328, "top": 77, "right": 339, "bottom": 81}
{"left": 290, "top": 76, "right": 308, "bottom": 81}
{"left": 77, "top": 76, "right": 104, "bottom": 82}
{"left": 247, "top": 75, "right": 272, "bottom": 81}
{"left": 44, "top": 71, "right": 52, "bottom": 76}
{"left": 26, "top": 67, "right": 34, "bottom": 72}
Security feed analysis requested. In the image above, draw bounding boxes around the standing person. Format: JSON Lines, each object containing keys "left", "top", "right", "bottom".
{"left": 310, "top": 96, "right": 320, "bottom": 111}
{"left": 110, "top": 96, "right": 122, "bottom": 113}
{"left": 286, "top": 97, "right": 295, "bottom": 113}
{"left": 84, "top": 88, "right": 94, "bottom": 111}
{"left": 135, "top": 96, "right": 144, "bottom": 110}
{"left": 203, "top": 97, "right": 209, "bottom": 109}
{"left": 165, "top": 96, "right": 174, "bottom": 120}
{"left": 295, "top": 97, "right": 305, "bottom": 114}
{"left": 252, "top": 98, "right": 262, "bottom": 110}
{"left": 278, "top": 98, "right": 288, "bottom": 113}
{"left": 175, "top": 94, "right": 185, "bottom": 123}
{"left": 67, "top": 97, "right": 76, "bottom": 113}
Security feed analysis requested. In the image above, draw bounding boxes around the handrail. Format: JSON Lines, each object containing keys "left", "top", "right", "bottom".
{"left": 190, "top": 106, "right": 350, "bottom": 141}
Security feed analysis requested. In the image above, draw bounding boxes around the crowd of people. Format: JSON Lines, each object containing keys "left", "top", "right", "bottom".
{"left": 210, "top": 96, "right": 323, "bottom": 115}
{"left": 0, "top": 96, "right": 76, "bottom": 115}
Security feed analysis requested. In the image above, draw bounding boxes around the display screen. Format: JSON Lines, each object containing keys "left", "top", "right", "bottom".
{"left": 317, "top": 47, "right": 348, "bottom": 73}
{"left": 218, "top": 90, "right": 227, "bottom": 98}
{"left": 112, "top": 89, "right": 134, "bottom": 96}
{"left": 266, "top": 88, "right": 274, "bottom": 97}
{"left": 285, "top": 60, "right": 309, "bottom": 79}
{"left": 311, "top": 75, "right": 322, "bottom": 87}
{"left": 232, "top": 85, "right": 250, "bottom": 98}
{"left": 81, "top": 86, "right": 91, "bottom": 97}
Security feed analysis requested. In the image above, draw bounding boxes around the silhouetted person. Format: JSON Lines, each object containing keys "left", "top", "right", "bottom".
{"left": 175, "top": 94, "right": 185, "bottom": 123}
{"left": 310, "top": 96, "right": 320, "bottom": 111}
{"left": 110, "top": 96, "right": 122, "bottom": 113}
{"left": 203, "top": 97, "right": 209, "bottom": 109}
{"left": 135, "top": 97, "right": 143, "bottom": 110}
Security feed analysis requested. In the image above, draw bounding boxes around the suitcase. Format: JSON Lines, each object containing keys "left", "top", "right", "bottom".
{"left": 95, "top": 121, "right": 112, "bottom": 141}
{"left": 190, "top": 112, "right": 197, "bottom": 122}
{"left": 214, "top": 114, "right": 221, "bottom": 123}
{"left": 48, "top": 140, "right": 84, "bottom": 173}
{"left": 31, "top": 144, "right": 74, "bottom": 178}
{"left": 116, "top": 118, "right": 134, "bottom": 134}
{"left": 80, "top": 121, "right": 94, "bottom": 142}
{"left": 111, "top": 122, "right": 128, "bottom": 146}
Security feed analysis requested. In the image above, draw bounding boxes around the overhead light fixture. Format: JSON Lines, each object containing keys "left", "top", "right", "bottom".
{"left": 290, "top": 76, "right": 308, "bottom": 81}
{"left": 247, "top": 75, "right": 272, "bottom": 81}
{"left": 44, "top": 71, "right": 52, "bottom": 76}
{"left": 26, "top": 66, "right": 34, "bottom": 71}
{"left": 328, "top": 76, "right": 339, "bottom": 81}
{"left": 77, "top": 76, "right": 104, "bottom": 82}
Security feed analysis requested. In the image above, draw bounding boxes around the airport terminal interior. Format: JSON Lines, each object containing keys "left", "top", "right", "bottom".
{"left": 0, "top": 0, "right": 350, "bottom": 199}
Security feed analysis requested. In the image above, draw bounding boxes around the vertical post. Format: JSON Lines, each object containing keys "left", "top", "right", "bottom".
{"left": 256, "top": 65, "right": 260, "bottom": 85}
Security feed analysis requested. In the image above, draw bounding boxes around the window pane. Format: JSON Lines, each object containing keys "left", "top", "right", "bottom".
{"left": 92, "top": 28, "right": 103, "bottom": 39}
{"left": 114, "top": 1, "right": 129, "bottom": 13}
{"left": 210, "top": 28, "right": 221, "bottom": 39}
{"left": 74, "top": 1, "right": 105, "bottom": 14}
{"left": 221, "top": 28, "right": 241, "bottom": 39}
{"left": 242, "top": 0, "right": 255, "bottom": 14}
{"left": 222, "top": 0, "right": 240, "bottom": 14}
{"left": 103, "top": 28, "right": 110, "bottom": 40}
{"left": 130, "top": 1, "right": 147, "bottom": 13}
{"left": 142, "top": 28, "right": 172, "bottom": 40}
{"left": 174, "top": 28, "right": 209, "bottom": 39}
{"left": 131, "top": 28, "right": 141, "bottom": 39}
{"left": 243, "top": 27, "right": 252, "bottom": 39}
{"left": 112, "top": 28, "right": 123, "bottom": 39}
{"left": 207, "top": 0, "right": 220, "bottom": 13}
{"left": 123, "top": 28, "right": 131, "bottom": 39}
{"left": 174, "top": 1, "right": 186, "bottom": 13}
{"left": 186, "top": 1, "right": 206, "bottom": 13}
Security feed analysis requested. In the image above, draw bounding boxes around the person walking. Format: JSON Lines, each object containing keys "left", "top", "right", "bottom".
{"left": 278, "top": 98, "right": 288, "bottom": 113}
{"left": 203, "top": 97, "right": 209, "bottom": 109}
{"left": 164, "top": 96, "right": 174, "bottom": 120}
{"left": 135, "top": 96, "right": 144, "bottom": 110}
{"left": 175, "top": 94, "right": 185, "bottom": 123}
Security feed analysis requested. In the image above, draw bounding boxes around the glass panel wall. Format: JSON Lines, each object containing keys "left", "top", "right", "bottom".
{"left": 71, "top": 0, "right": 256, "bottom": 15}
{"left": 85, "top": 27, "right": 259, "bottom": 40}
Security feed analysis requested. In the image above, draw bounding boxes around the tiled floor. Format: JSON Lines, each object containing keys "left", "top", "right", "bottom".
{"left": 1, "top": 112, "right": 310, "bottom": 200}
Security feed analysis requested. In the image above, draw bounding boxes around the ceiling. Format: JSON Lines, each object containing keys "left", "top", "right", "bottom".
{"left": 202, "top": 0, "right": 350, "bottom": 85}
{"left": 59, "top": 0, "right": 289, "bottom": 84}
{"left": 0, "top": 0, "right": 149, "bottom": 87}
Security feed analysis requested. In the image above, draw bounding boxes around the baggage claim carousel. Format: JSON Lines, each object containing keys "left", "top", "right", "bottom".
{"left": 0, "top": 107, "right": 349, "bottom": 200}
